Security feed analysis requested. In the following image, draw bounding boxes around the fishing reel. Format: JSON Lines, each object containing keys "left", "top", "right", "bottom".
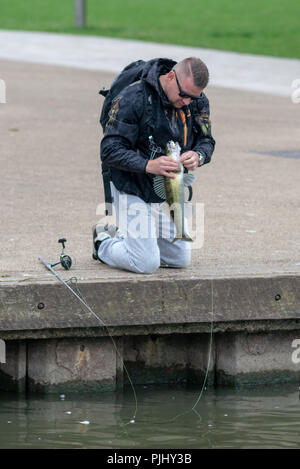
{"left": 50, "top": 238, "right": 72, "bottom": 270}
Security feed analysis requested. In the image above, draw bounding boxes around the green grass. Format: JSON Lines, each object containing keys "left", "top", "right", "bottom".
{"left": 0, "top": 0, "right": 300, "bottom": 59}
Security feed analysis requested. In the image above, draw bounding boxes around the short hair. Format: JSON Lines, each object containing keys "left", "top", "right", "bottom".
{"left": 176, "top": 57, "right": 209, "bottom": 89}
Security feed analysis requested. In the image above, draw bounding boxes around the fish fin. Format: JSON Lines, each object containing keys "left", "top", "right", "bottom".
{"left": 153, "top": 175, "right": 166, "bottom": 199}
{"left": 183, "top": 173, "right": 197, "bottom": 187}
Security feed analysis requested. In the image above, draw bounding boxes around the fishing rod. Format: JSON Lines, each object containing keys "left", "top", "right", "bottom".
{"left": 39, "top": 237, "right": 105, "bottom": 327}
{"left": 41, "top": 237, "right": 73, "bottom": 271}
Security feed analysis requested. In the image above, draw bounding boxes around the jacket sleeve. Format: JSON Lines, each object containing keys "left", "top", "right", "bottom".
{"left": 100, "top": 85, "right": 148, "bottom": 173}
{"left": 191, "top": 95, "right": 216, "bottom": 165}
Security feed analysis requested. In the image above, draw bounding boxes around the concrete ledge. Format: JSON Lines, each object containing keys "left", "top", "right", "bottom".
{"left": 123, "top": 333, "right": 215, "bottom": 386}
{"left": 216, "top": 330, "right": 300, "bottom": 386}
{"left": 27, "top": 337, "right": 118, "bottom": 393}
{"left": 1, "top": 329, "right": 299, "bottom": 392}
{"left": 0, "top": 274, "right": 299, "bottom": 392}
{"left": 0, "top": 340, "right": 26, "bottom": 392}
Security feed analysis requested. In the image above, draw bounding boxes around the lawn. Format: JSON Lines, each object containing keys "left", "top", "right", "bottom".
{"left": 0, "top": 0, "right": 299, "bottom": 59}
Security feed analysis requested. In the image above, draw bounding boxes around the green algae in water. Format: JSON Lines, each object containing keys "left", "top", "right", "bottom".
{"left": 0, "top": 384, "right": 300, "bottom": 449}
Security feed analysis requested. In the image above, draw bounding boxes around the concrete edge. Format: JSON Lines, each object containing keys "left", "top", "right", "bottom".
{"left": 0, "top": 275, "right": 299, "bottom": 339}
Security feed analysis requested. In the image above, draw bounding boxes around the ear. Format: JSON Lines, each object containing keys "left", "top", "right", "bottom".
{"left": 166, "top": 70, "right": 175, "bottom": 81}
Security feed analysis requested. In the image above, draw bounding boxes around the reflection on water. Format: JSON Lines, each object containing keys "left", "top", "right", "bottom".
{"left": 0, "top": 384, "right": 300, "bottom": 449}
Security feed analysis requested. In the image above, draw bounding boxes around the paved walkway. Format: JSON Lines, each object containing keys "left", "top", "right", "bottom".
{"left": 0, "top": 31, "right": 299, "bottom": 283}
{"left": 0, "top": 30, "right": 299, "bottom": 96}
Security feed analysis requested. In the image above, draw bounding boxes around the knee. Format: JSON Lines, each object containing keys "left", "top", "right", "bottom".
{"left": 173, "top": 247, "right": 191, "bottom": 269}
{"left": 133, "top": 256, "right": 160, "bottom": 274}
{"left": 130, "top": 250, "right": 160, "bottom": 274}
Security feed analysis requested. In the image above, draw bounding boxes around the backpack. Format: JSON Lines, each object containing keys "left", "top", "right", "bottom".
{"left": 98, "top": 60, "right": 154, "bottom": 215}
{"left": 99, "top": 59, "right": 153, "bottom": 131}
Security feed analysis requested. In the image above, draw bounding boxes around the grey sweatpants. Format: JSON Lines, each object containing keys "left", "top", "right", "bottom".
{"left": 98, "top": 183, "right": 191, "bottom": 274}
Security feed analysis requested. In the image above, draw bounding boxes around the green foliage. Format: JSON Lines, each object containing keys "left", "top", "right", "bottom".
{"left": 0, "top": 0, "right": 299, "bottom": 58}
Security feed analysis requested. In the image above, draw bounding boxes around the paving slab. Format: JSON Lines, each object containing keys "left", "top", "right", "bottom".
{"left": 0, "top": 49, "right": 299, "bottom": 344}
{"left": 0, "top": 36, "right": 299, "bottom": 389}
{"left": 0, "top": 58, "right": 299, "bottom": 281}
{"left": 0, "top": 30, "right": 300, "bottom": 97}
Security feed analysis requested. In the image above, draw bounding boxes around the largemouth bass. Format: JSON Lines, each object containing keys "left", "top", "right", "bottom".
{"left": 153, "top": 141, "right": 196, "bottom": 242}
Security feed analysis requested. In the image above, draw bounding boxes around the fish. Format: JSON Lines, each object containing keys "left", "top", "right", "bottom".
{"left": 153, "top": 141, "right": 196, "bottom": 242}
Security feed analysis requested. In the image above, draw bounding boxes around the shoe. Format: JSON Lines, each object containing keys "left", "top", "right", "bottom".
{"left": 92, "top": 223, "right": 110, "bottom": 261}
{"left": 92, "top": 223, "right": 123, "bottom": 261}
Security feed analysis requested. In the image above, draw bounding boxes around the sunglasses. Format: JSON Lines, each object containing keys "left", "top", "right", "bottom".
{"left": 173, "top": 69, "right": 202, "bottom": 101}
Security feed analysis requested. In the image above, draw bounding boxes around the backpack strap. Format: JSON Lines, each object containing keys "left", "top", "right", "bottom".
{"left": 140, "top": 81, "right": 154, "bottom": 131}
{"left": 102, "top": 163, "right": 113, "bottom": 216}
{"left": 99, "top": 88, "right": 109, "bottom": 98}
{"left": 101, "top": 81, "right": 154, "bottom": 215}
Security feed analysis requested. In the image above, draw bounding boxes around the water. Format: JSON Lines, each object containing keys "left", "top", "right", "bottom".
{"left": 1, "top": 384, "right": 300, "bottom": 449}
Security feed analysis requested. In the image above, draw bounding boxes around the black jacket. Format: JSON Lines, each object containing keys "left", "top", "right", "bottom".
{"left": 100, "top": 58, "right": 215, "bottom": 203}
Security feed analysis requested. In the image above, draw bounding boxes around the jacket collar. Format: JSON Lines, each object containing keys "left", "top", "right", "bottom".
{"left": 142, "top": 58, "right": 177, "bottom": 108}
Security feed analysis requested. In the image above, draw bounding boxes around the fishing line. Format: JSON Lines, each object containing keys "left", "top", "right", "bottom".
{"left": 191, "top": 279, "right": 214, "bottom": 411}
{"left": 68, "top": 276, "right": 138, "bottom": 426}
{"left": 39, "top": 257, "right": 138, "bottom": 426}
{"left": 136, "top": 278, "right": 214, "bottom": 425}
{"left": 40, "top": 252, "right": 214, "bottom": 427}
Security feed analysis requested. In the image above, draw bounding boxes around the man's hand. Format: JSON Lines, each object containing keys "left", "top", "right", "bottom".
{"left": 180, "top": 151, "right": 199, "bottom": 171}
{"left": 146, "top": 156, "right": 179, "bottom": 178}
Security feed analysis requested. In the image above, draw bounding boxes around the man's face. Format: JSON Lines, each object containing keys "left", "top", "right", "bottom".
{"left": 167, "top": 70, "right": 203, "bottom": 108}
